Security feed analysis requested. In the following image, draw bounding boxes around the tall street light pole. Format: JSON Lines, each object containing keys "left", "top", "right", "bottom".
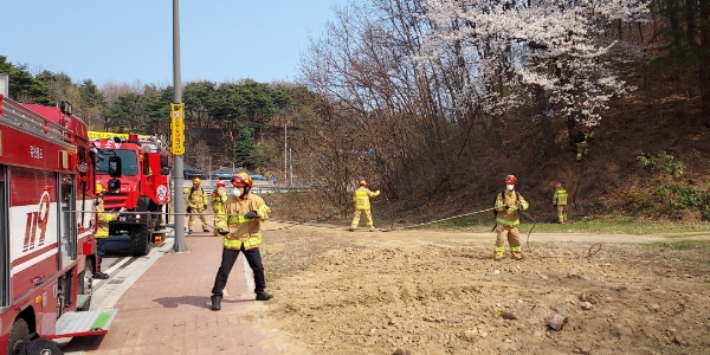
{"left": 172, "top": 0, "right": 188, "bottom": 252}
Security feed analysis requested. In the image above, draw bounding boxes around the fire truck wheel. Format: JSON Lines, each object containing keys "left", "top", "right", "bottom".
{"left": 78, "top": 259, "right": 94, "bottom": 311}
{"left": 130, "top": 220, "right": 151, "bottom": 257}
{"left": 7, "top": 318, "right": 30, "bottom": 355}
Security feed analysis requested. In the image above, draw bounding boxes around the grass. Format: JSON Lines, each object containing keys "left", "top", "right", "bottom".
{"left": 382, "top": 212, "right": 710, "bottom": 235}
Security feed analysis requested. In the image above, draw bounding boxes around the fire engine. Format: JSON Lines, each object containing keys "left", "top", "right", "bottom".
{"left": 0, "top": 93, "right": 117, "bottom": 354}
{"left": 89, "top": 132, "right": 172, "bottom": 257}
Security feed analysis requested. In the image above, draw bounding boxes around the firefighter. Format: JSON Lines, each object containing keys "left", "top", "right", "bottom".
{"left": 552, "top": 182, "right": 569, "bottom": 224}
{"left": 95, "top": 184, "right": 119, "bottom": 279}
{"left": 211, "top": 172, "right": 273, "bottom": 310}
{"left": 350, "top": 180, "right": 381, "bottom": 232}
{"left": 494, "top": 175, "right": 529, "bottom": 261}
{"left": 575, "top": 127, "right": 594, "bottom": 161}
{"left": 184, "top": 177, "right": 209, "bottom": 234}
{"left": 211, "top": 180, "right": 228, "bottom": 236}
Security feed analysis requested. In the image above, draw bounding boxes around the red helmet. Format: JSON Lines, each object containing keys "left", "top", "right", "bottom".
{"left": 556, "top": 182, "right": 563, "bottom": 189}
{"left": 231, "top": 172, "right": 253, "bottom": 187}
{"left": 216, "top": 180, "right": 226, "bottom": 187}
{"left": 504, "top": 175, "right": 517, "bottom": 184}
{"left": 583, "top": 128, "right": 590, "bottom": 134}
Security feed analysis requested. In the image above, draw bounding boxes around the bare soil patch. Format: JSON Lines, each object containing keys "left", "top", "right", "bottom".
{"left": 256, "top": 224, "right": 710, "bottom": 355}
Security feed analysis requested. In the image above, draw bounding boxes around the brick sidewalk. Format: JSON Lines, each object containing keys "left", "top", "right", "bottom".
{"left": 83, "top": 232, "right": 274, "bottom": 355}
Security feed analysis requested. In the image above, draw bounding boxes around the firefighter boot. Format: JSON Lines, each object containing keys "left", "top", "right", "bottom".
{"left": 256, "top": 291, "right": 273, "bottom": 301}
{"left": 369, "top": 227, "right": 375, "bottom": 232}
{"left": 211, "top": 295, "right": 222, "bottom": 311}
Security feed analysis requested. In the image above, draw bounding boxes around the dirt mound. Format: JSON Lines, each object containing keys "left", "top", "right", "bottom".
{"left": 256, "top": 228, "right": 710, "bottom": 354}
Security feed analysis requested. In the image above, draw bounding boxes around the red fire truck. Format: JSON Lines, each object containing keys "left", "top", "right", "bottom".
{"left": 0, "top": 94, "right": 117, "bottom": 354}
{"left": 90, "top": 133, "right": 172, "bottom": 257}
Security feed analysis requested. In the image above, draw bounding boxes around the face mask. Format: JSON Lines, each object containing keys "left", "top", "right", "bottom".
{"left": 232, "top": 188, "right": 242, "bottom": 197}
{"left": 506, "top": 184, "right": 515, "bottom": 191}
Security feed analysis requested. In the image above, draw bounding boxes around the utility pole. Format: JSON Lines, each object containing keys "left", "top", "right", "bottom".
{"left": 172, "top": 0, "right": 188, "bottom": 252}
{"left": 289, "top": 148, "right": 293, "bottom": 186}
{"left": 284, "top": 124, "right": 287, "bottom": 184}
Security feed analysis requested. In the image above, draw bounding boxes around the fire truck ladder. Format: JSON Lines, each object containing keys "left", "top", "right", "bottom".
{"left": 0, "top": 95, "right": 74, "bottom": 148}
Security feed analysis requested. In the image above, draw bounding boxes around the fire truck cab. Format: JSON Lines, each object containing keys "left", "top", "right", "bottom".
{"left": 90, "top": 133, "right": 172, "bottom": 257}
{"left": 0, "top": 93, "right": 117, "bottom": 354}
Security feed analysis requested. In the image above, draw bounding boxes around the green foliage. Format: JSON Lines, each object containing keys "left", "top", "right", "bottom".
{"left": 0, "top": 56, "right": 53, "bottom": 105}
{"left": 637, "top": 151, "right": 685, "bottom": 177}
{"left": 79, "top": 79, "right": 105, "bottom": 108}
{"left": 653, "top": 183, "right": 705, "bottom": 209}
{"left": 233, "top": 124, "right": 256, "bottom": 168}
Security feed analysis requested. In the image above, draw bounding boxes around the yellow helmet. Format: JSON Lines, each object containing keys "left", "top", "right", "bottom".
{"left": 359, "top": 180, "right": 367, "bottom": 187}
{"left": 193, "top": 178, "right": 201, "bottom": 185}
{"left": 96, "top": 184, "right": 104, "bottom": 194}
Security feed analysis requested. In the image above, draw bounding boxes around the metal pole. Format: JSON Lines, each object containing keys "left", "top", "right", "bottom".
{"left": 289, "top": 148, "right": 293, "bottom": 186}
{"left": 284, "top": 124, "right": 287, "bottom": 184}
{"left": 172, "top": 0, "right": 188, "bottom": 252}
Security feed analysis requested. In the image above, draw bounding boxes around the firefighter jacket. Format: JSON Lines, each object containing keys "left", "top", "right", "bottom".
{"left": 495, "top": 190, "right": 529, "bottom": 227}
{"left": 215, "top": 193, "right": 271, "bottom": 251}
{"left": 95, "top": 200, "right": 118, "bottom": 239}
{"left": 353, "top": 186, "right": 380, "bottom": 210}
{"left": 211, "top": 187, "right": 227, "bottom": 213}
{"left": 184, "top": 187, "right": 208, "bottom": 209}
{"left": 582, "top": 131, "right": 594, "bottom": 144}
{"left": 553, "top": 189, "right": 568, "bottom": 206}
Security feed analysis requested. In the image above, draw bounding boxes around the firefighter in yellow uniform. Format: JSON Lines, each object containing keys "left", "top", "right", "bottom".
{"left": 184, "top": 177, "right": 209, "bottom": 234}
{"left": 350, "top": 180, "right": 380, "bottom": 232}
{"left": 95, "top": 184, "right": 119, "bottom": 279}
{"left": 552, "top": 182, "right": 568, "bottom": 224}
{"left": 575, "top": 127, "right": 594, "bottom": 161}
{"left": 211, "top": 180, "right": 228, "bottom": 236}
{"left": 494, "top": 175, "right": 529, "bottom": 261}
{"left": 212, "top": 172, "right": 273, "bottom": 310}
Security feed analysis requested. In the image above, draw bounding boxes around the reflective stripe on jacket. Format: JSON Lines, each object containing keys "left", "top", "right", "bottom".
{"left": 95, "top": 202, "right": 117, "bottom": 239}
{"left": 495, "top": 191, "right": 528, "bottom": 227}
{"left": 185, "top": 187, "right": 208, "bottom": 209}
{"left": 553, "top": 189, "right": 568, "bottom": 206}
{"left": 211, "top": 186, "right": 227, "bottom": 213}
{"left": 215, "top": 193, "right": 271, "bottom": 250}
{"left": 353, "top": 186, "right": 380, "bottom": 210}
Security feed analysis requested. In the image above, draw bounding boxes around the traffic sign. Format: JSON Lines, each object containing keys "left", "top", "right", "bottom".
{"left": 170, "top": 103, "right": 185, "bottom": 155}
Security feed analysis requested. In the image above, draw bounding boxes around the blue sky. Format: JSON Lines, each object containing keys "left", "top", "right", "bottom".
{"left": 2, "top": 1, "right": 349, "bottom": 87}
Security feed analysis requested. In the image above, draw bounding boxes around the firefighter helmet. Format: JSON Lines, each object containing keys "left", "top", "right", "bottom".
{"left": 359, "top": 180, "right": 367, "bottom": 187}
{"left": 216, "top": 180, "right": 226, "bottom": 187}
{"left": 96, "top": 184, "right": 105, "bottom": 194}
{"left": 504, "top": 175, "right": 517, "bottom": 184}
{"left": 583, "top": 128, "right": 590, "bottom": 134}
{"left": 231, "top": 172, "right": 253, "bottom": 187}
{"left": 192, "top": 178, "right": 201, "bottom": 185}
{"left": 556, "top": 182, "right": 563, "bottom": 189}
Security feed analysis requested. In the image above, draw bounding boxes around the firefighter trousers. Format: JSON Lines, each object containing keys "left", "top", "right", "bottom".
{"left": 212, "top": 208, "right": 221, "bottom": 236}
{"left": 188, "top": 207, "right": 209, "bottom": 232}
{"left": 556, "top": 205, "right": 568, "bottom": 223}
{"left": 494, "top": 224, "right": 522, "bottom": 260}
{"left": 576, "top": 143, "right": 589, "bottom": 161}
{"left": 351, "top": 209, "right": 374, "bottom": 229}
{"left": 212, "top": 245, "right": 266, "bottom": 296}
{"left": 96, "top": 237, "right": 108, "bottom": 271}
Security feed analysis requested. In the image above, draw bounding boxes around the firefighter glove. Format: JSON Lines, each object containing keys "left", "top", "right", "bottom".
{"left": 244, "top": 211, "right": 257, "bottom": 220}
{"left": 217, "top": 227, "right": 229, "bottom": 236}
{"left": 186, "top": 206, "right": 192, "bottom": 214}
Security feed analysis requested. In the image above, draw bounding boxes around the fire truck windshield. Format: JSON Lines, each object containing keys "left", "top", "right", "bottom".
{"left": 97, "top": 149, "right": 139, "bottom": 176}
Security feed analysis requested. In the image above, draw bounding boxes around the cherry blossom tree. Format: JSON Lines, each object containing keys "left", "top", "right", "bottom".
{"left": 416, "top": 0, "right": 649, "bottom": 127}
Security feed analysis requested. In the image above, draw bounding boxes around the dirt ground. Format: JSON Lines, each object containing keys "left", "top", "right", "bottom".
{"left": 247, "top": 222, "right": 710, "bottom": 355}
